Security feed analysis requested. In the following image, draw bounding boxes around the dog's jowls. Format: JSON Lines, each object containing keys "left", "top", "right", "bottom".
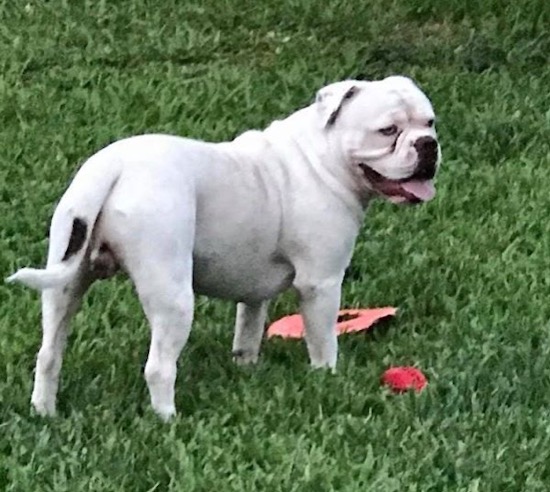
{"left": 7, "top": 75, "right": 441, "bottom": 420}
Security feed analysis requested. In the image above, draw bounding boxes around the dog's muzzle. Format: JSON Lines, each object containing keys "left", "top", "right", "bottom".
{"left": 359, "top": 135, "right": 439, "bottom": 205}
{"left": 411, "top": 136, "right": 438, "bottom": 181}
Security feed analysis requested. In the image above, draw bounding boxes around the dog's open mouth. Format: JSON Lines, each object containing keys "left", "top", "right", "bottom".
{"left": 359, "top": 164, "right": 435, "bottom": 204}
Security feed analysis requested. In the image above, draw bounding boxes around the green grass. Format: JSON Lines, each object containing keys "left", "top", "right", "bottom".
{"left": 1, "top": 0, "right": 550, "bottom": 489}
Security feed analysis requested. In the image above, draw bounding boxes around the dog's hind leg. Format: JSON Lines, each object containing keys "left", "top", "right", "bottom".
{"left": 128, "top": 255, "right": 194, "bottom": 421}
{"left": 108, "top": 199, "right": 196, "bottom": 420}
{"left": 99, "top": 170, "right": 198, "bottom": 420}
{"left": 232, "top": 301, "right": 269, "bottom": 365}
{"left": 31, "top": 267, "right": 91, "bottom": 416}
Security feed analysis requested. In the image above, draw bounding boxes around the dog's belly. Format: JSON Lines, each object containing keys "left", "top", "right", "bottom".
{"left": 192, "top": 251, "right": 295, "bottom": 302}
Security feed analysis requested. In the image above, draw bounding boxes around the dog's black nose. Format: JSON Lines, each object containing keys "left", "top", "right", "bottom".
{"left": 412, "top": 137, "right": 438, "bottom": 180}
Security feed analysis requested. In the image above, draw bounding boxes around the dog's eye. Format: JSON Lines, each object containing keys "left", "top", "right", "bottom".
{"left": 427, "top": 118, "right": 435, "bottom": 128}
{"left": 379, "top": 125, "right": 398, "bottom": 136}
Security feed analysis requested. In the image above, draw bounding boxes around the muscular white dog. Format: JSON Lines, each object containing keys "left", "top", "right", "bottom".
{"left": 7, "top": 75, "right": 441, "bottom": 420}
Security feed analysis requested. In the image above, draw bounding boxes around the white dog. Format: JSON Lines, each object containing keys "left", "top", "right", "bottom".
{"left": 7, "top": 75, "right": 441, "bottom": 420}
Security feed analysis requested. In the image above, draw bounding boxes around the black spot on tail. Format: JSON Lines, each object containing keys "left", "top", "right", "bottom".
{"left": 62, "top": 218, "right": 88, "bottom": 261}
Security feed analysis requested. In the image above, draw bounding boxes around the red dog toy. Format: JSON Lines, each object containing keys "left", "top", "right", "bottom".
{"left": 381, "top": 367, "right": 427, "bottom": 393}
{"left": 267, "top": 307, "right": 397, "bottom": 339}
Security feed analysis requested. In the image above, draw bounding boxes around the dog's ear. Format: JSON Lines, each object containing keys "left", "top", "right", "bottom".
{"left": 315, "top": 81, "right": 359, "bottom": 128}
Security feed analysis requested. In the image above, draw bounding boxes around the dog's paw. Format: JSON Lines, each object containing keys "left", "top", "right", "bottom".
{"left": 232, "top": 349, "right": 259, "bottom": 366}
{"left": 31, "top": 395, "right": 56, "bottom": 417}
{"left": 309, "top": 359, "right": 337, "bottom": 373}
{"left": 153, "top": 404, "right": 177, "bottom": 422}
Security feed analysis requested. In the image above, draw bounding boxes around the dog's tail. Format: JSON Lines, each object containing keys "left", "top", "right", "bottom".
{"left": 6, "top": 150, "right": 123, "bottom": 291}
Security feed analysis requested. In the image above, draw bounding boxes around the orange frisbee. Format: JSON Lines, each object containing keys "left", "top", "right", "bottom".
{"left": 267, "top": 307, "right": 397, "bottom": 339}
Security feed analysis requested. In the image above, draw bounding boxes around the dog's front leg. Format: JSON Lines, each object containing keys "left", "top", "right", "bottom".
{"left": 232, "top": 301, "right": 269, "bottom": 365}
{"left": 294, "top": 278, "right": 342, "bottom": 370}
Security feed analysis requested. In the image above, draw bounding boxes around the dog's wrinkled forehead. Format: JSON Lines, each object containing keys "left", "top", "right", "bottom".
{"left": 381, "top": 76, "right": 434, "bottom": 116}
{"left": 316, "top": 76, "right": 434, "bottom": 128}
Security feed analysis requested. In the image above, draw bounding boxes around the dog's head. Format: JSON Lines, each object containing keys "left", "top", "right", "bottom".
{"left": 316, "top": 76, "right": 441, "bottom": 204}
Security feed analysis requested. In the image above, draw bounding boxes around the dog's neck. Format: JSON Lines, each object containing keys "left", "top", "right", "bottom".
{"left": 221, "top": 105, "right": 372, "bottom": 223}
{"left": 262, "top": 105, "right": 373, "bottom": 216}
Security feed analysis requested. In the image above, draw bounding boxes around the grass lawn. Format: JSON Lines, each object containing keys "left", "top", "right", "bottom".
{"left": 1, "top": 0, "right": 550, "bottom": 490}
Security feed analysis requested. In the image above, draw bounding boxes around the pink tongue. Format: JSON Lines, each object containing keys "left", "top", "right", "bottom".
{"left": 400, "top": 180, "right": 436, "bottom": 201}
